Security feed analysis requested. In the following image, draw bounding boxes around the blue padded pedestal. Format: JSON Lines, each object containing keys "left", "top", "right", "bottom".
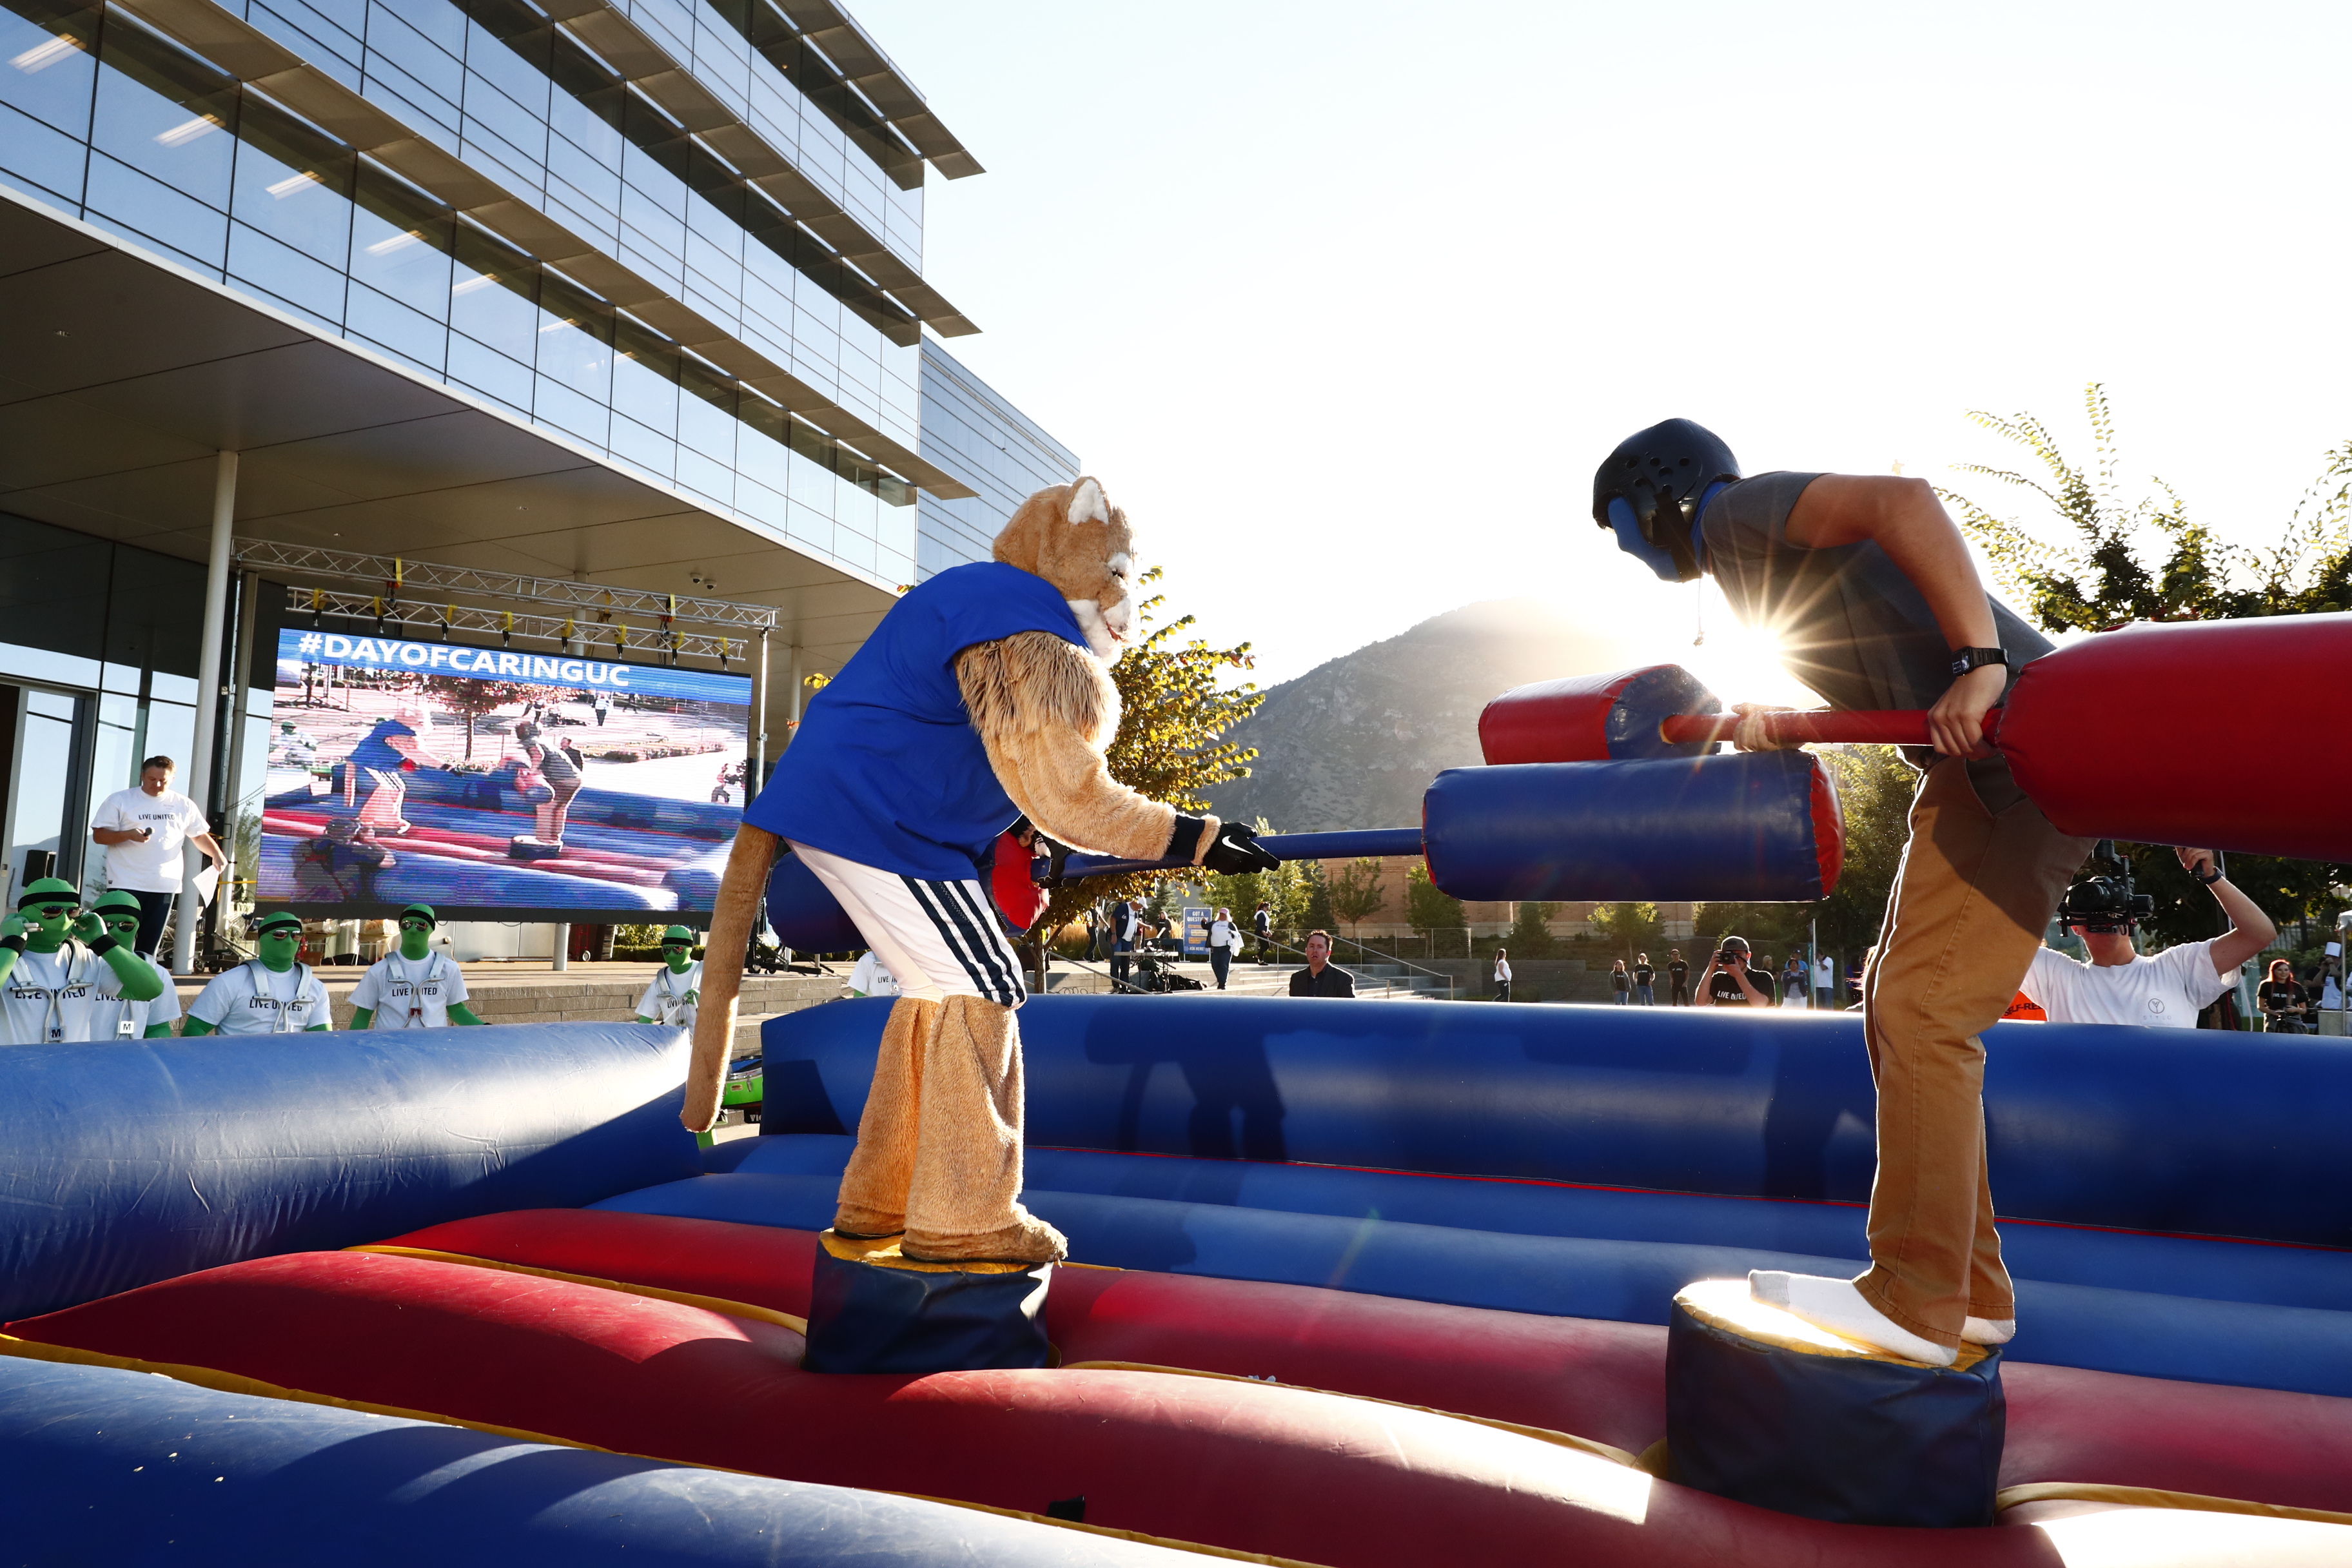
{"left": 1665, "top": 1282, "right": 2004, "bottom": 1529}
{"left": 802, "top": 1231, "right": 1053, "bottom": 1375}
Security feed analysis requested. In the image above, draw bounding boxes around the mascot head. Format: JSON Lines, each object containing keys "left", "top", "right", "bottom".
{"left": 993, "top": 476, "right": 1136, "bottom": 665}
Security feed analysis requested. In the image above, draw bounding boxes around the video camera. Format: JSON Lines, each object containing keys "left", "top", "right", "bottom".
{"left": 2056, "top": 840, "right": 2156, "bottom": 933}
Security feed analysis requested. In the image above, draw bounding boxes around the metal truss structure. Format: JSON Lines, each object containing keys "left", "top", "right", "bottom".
{"left": 239, "top": 538, "right": 776, "bottom": 668}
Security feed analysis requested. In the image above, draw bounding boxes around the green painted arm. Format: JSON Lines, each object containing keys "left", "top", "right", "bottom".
{"left": 449, "top": 1004, "right": 487, "bottom": 1026}
{"left": 142, "top": 1022, "right": 175, "bottom": 1038}
{"left": 634, "top": 1014, "right": 656, "bottom": 1024}
{"left": 0, "top": 948, "right": 16, "bottom": 986}
{"left": 306, "top": 1023, "right": 329, "bottom": 1032}
{"left": 182, "top": 1017, "right": 215, "bottom": 1036}
{"left": 349, "top": 1007, "right": 373, "bottom": 1029}
{"left": 101, "top": 944, "right": 164, "bottom": 1001}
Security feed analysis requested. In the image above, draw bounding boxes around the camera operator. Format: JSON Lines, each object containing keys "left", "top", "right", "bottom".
{"left": 1696, "top": 934, "right": 1773, "bottom": 1007}
{"left": 2021, "top": 847, "right": 2275, "bottom": 1028}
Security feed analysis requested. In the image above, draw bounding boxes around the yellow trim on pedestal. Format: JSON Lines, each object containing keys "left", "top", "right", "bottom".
{"left": 1674, "top": 1279, "right": 1992, "bottom": 1372}
{"left": 1996, "top": 1481, "right": 2352, "bottom": 1528}
{"left": 819, "top": 1229, "right": 1043, "bottom": 1275}
{"left": 346, "top": 1245, "right": 809, "bottom": 1335}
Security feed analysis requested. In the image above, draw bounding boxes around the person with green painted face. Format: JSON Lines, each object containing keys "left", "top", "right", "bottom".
{"left": 349, "top": 904, "right": 485, "bottom": 1029}
{"left": 634, "top": 926, "right": 701, "bottom": 1031}
{"left": 183, "top": 912, "right": 331, "bottom": 1035}
{"left": 0, "top": 877, "right": 168, "bottom": 1043}
{"left": 86, "top": 890, "right": 182, "bottom": 1039}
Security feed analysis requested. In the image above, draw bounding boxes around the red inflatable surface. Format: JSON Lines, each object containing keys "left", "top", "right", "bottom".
{"left": 5, "top": 1248, "right": 2122, "bottom": 1568}
{"left": 382, "top": 1209, "right": 2352, "bottom": 1518}
{"left": 382, "top": 1209, "right": 1673, "bottom": 1451}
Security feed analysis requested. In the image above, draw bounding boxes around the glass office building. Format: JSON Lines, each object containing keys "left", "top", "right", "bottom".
{"left": 0, "top": 0, "right": 1076, "bottom": 900}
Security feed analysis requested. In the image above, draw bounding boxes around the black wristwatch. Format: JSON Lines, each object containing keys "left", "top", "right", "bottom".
{"left": 2192, "top": 863, "right": 2224, "bottom": 885}
{"left": 1949, "top": 646, "right": 2008, "bottom": 678}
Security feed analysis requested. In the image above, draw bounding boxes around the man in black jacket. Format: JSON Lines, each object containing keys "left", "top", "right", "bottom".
{"left": 1288, "top": 930, "right": 1355, "bottom": 997}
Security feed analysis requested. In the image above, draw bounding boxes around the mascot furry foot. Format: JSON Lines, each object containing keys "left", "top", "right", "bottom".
{"left": 832, "top": 996, "right": 937, "bottom": 1238}
{"left": 901, "top": 996, "right": 1066, "bottom": 1266}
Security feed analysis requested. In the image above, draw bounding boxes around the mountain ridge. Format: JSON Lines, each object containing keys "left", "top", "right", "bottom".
{"left": 1204, "top": 598, "right": 1631, "bottom": 834}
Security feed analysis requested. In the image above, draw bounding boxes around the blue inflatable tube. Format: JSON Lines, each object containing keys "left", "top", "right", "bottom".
{"left": 0, "top": 1025, "right": 699, "bottom": 1321}
{"left": 0, "top": 1357, "right": 1186, "bottom": 1565}
{"left": 709, "top": 1135, "right": 2352, "bottom": 1315}
{"left": 594, "top": 1169, "right": 2352, "bottom": 1397}
{"left": 1422, "top": 750, "right": 1836, "bottom": 903}
{"left": 761, "top": 997, "right": 2352, "bottom": 1247}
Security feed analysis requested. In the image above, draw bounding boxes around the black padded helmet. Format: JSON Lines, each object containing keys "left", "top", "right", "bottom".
{"left": 1592, "top": 418, "right": 1742, "bottom": 583}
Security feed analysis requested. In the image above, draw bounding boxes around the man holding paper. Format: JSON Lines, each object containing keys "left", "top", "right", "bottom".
{"left": 90, "top": 756, "right": 224, "bottom": 963}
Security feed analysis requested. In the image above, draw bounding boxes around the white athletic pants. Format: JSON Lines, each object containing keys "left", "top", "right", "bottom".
{"left": 790, "top": 841, "right": 1025, "bottom": 1008}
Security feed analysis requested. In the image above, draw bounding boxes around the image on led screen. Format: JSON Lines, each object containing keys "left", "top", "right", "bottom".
{"left": 259, "top": 629, "right": 750, "bottom": 917}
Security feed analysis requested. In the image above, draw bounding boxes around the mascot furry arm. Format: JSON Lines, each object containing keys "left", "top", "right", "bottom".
{"left": 681, "top": 477, "right": 1233, "bottom": 1132}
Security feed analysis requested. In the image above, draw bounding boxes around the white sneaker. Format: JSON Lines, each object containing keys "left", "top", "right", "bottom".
{"left": 1961, "top": 1317, "right": 2015, "bottom": 1346}
{"left": 1749, "top": 1271, "right": 1958, "bottom": 1367}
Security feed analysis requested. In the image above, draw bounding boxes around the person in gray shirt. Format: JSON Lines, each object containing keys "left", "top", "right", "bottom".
{"left": 1594, "top": 420, "right": 2092, "bottom": 1370}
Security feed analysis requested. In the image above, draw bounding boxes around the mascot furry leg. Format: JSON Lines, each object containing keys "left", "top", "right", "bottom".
{"left": 683, "top": 478, "right": 1277, "bottom": 1286}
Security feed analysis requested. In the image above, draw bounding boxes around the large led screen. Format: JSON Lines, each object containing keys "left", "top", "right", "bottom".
{"left": 258, "top": 628, "right": 750, "bottom": 919}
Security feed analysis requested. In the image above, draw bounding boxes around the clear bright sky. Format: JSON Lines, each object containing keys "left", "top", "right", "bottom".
{"left": 859, "top": 1, "right": 2352, "bottom": 704}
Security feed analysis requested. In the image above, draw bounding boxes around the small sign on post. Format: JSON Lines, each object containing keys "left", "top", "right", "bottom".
{"left": 1182, "top": 907, "right": 1211, "bottom": 959}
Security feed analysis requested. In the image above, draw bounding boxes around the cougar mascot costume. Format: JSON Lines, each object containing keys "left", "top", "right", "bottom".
{"left": 682, "top": 478, "right": 1275, "bottom": 1264}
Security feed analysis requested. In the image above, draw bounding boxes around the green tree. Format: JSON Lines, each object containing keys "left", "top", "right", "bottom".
{"left": 1941, "top": 383, "right": 2352, "bottom": 631}
{"left": 1940, "top": 385, "right": 2352, "bottom": 939}
{"left": 419, "top": 675, "right": 534, "bottom": 761}
{"left": 1300, "top": 861, "right": 1336, "bottom": 936}
{"left": 1328, "top": 858, "right": 1388, "bottom": 942}
{"left": 1035, "top": 567, "right": 1266, "bottom": 946}
{"left": 1589, "top": 901, "right": 1663, "bottom": 959}
{"left": 1507, "top": 899, "right": 1557, "bottom": 959}
{"left": 1405, "top": 863, "right": 1465, "bottom": 948}
{"left": 1810, "top": 744, "right": 1918, "bottom": 957}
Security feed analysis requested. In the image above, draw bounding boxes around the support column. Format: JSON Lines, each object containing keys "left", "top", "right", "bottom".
{"left": 787, "top": 643, "right": 803, "bottom": 734}
{"left": 208, "top": 569, "right": 262, "bottom": 957}
{"left": 174, "top": 452, "right": 236, "bottom": 976}
{"left": 746, "top": 626, "right": 769, "bottom": 804}
{"left": 553, "top": 921, "right": 569, "bottom": 972}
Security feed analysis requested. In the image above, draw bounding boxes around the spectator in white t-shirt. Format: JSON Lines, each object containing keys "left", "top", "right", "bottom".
{"left": 2020, "top": 848, "right": 2275, "bottom": 1028}
{"left": 635, "top": 925, "right": 703, "bottom": 1030}
{"left": 184, "top": 912, "right": 332, "bottom": 1035}
{"left": 90, "top": 756, "right": 225, "bottom": 958}
{"left": 88, "top": 890, "right": 182, "bottom": 1039}
{"left": 849, "top": 950, "right": 899, "bottom": 999}
{"left": 349, "top": 904, "right": 485, "bottom": 1029}
{"left": 0, "top": 879, "right": 170, "bottom": 1043}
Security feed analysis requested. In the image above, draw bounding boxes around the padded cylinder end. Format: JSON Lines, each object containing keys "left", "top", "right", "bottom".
{"left": 1665, "top": 1280, "right": 2004, "bottom": 1528}
{"left": 1479, "top": 665, "right": 1723, "bottom": 765}
{"left": 802, "top": 1231, "right": 1052, "bottom": 1374}
{"left": 1424, "top": 751, "right": 1839, "bottom": 903}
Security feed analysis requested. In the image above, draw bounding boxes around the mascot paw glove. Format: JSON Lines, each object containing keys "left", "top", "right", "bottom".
{"left": 1202, "top": 821, "right": 1280, "bottom": 876}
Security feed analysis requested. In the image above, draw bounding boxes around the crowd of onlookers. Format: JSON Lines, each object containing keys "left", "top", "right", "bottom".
{"left": 1596, "top": 943, "right": 1836, "bottom": 1008}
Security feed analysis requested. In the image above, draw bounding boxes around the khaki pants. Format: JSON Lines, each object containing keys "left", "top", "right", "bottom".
{"left": 1856, "top": 757, "right": 2091, "bottom": 1349}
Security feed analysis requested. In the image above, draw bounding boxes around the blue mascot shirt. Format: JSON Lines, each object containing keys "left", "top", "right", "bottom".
{"left": 748, "top": 562, "right": 1091, "bottom": 881}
